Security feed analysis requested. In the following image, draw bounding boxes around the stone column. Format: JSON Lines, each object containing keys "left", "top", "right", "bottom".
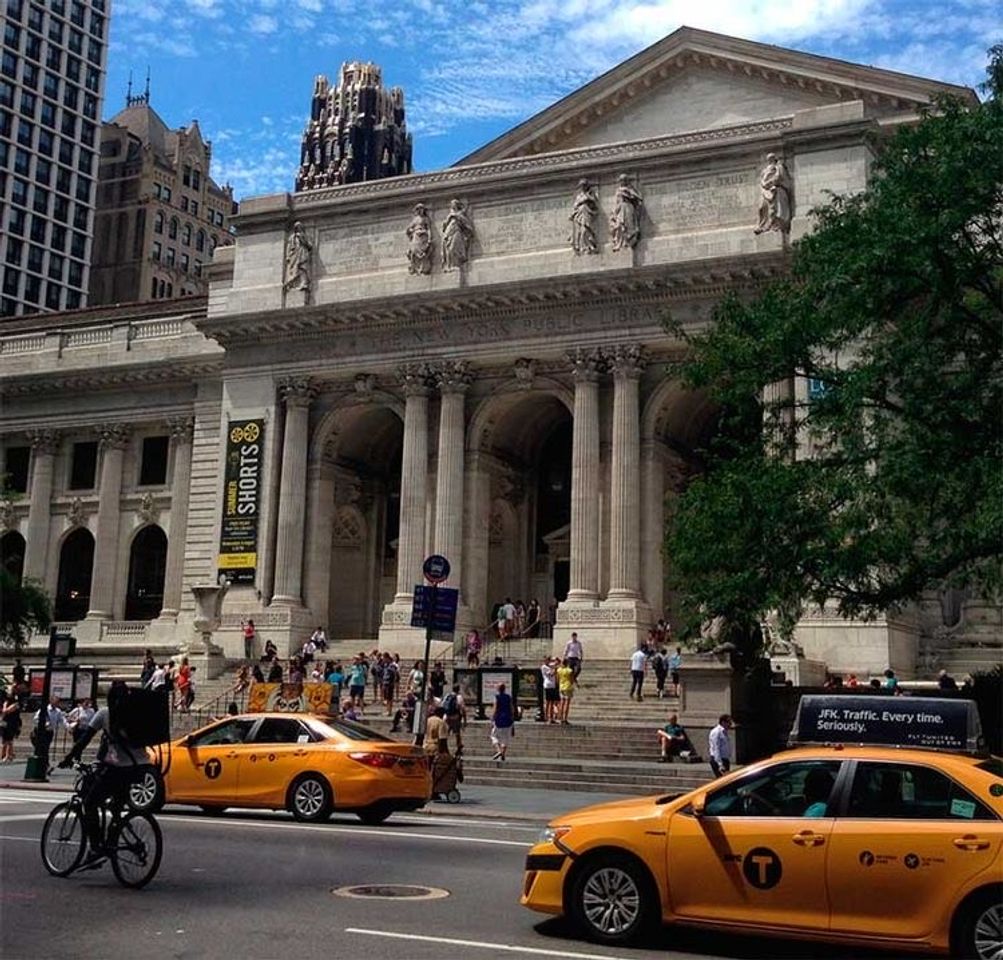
{"left": 433, "top": 362, "right": 470, "bottom": 590}
{"left": 86, "top": 425, "right": 130, "bottom": 620}
{"left": 23, "top": 429, "right": 60, "bottom": 583}
{"left": 302, "top": 462, "right": 334, "bottom": 626}
{"left": 640, "top": 440, "right": 665, "bottom": 617}
{"left": 566, "top": 349, "right": 603, "bottom": 600}
{"left": 157, "top": 418, "right": 194, "bottom": 620}
{"left": 272, "top": 377, "right": 315, "bottom": 605}
{"left": 608, "top": 345, "right": 645, "bottom": 598}
{"left": 394, "top": 364, "right": 430, "bottom": 602}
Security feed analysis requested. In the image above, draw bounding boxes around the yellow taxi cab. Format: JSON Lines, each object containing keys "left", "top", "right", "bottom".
{"left": 521, "top": 696, "right": 1003, "bottom": 958}
{"left": 129, "top": 712, "right": 431, "bottom": 824}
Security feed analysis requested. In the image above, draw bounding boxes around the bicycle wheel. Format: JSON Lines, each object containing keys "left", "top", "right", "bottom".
{"left": 109, "top": 812, "right": 162, "bottom": 889}
{"left": 40, "top": 801, "right": 86, "bottom": 877}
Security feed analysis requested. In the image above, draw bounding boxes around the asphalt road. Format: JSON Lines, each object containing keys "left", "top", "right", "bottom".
{"left": 0, "top": 789, "right": 897, "bottom": 960}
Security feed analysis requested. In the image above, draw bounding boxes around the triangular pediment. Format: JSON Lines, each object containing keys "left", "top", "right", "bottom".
{"left": 457, "top": 27, "right": 977, "bottom": 164}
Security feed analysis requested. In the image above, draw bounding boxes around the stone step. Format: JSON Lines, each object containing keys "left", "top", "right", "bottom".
{"left": 459, "top": 770, "right": 707, "bottom": 796}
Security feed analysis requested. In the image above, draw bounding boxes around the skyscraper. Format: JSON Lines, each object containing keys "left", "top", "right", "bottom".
{"left": 0, "top": 0, "right": 110, "bottom": 318}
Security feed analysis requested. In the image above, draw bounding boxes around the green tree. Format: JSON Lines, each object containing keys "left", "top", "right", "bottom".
{"left": 666, "top": 50, "right": 1003, "bottom": 657}
{"left": 0, "top": 568, "right": 51, "bottom": 651}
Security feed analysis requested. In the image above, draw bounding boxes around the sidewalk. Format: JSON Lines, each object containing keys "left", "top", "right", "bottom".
{"left": 0, "top": 760, "right": 639, "bottom": 824}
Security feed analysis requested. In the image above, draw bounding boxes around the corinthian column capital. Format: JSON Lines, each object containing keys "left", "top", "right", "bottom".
{"left": 97, "top": 424, "right": 131, "bottom": 450}
{"left": 566, "top": 347, "right": 605, "bottom": 383}
{"left": 609, "top": 344, "right": 647, "bottom": 380}
{"left": 27, "top": 428, "right": 61, "bottom": 454}
{"left": 433, "top": 360, "right": 472, "bottom": 394}
{"left": 279, "top": 376, "right": 317, "bottom": 408}
{"left": 166, "top": 416, "right": 195, "bottom": 444}
{"left": 396, "top": 362, "right": 432, "bottom": 397}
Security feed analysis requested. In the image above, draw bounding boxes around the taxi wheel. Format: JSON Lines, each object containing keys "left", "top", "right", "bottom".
{"left": 289, "top": 775, "right": 332, "bottom": 822}
{"left": 127, "top": 769, "right": 165, "bottom": 814}
{"left": 569, "top": 852, "right": 656, "bottom": 945}
{"left": 955, "top": 887, "right": 1003, "bottom": 960}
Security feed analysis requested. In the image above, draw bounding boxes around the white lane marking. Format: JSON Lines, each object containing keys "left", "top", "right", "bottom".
{"left": 345, "top": 929, "right": 632, "bottom": 960}
{"left": 0, "top": 814, "right": 48, "bottom": 823}
{"left": 167, "top": 815, "right": 528, "bottom": 847}
{"left": 0, "top": 792, "right": 73, "bottom": 804}
{"left": 0, "top": 835, "right": 37, "bottom": 842}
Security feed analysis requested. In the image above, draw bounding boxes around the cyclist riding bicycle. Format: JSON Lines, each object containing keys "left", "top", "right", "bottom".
{"left": 58, "top": 680, "right": 153, "bottom": 868}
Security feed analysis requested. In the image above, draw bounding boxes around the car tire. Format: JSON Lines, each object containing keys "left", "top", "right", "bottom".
{"left": 127, "top": 769, "right": 165, "bottom": 814}
{"left": 569, "top": 852, "right": 657, "bottom": 946}
{"left": 288, "top": 774, "right": 332, "bottom": 823}
{"left": 954, "top": 887, "right": 1003, "bottom": 960}
{"left": 356, "top": 804, "right": 392, "bottom": 825}
{"left": 199, "top": 805, "right": 227, "bottom": 816}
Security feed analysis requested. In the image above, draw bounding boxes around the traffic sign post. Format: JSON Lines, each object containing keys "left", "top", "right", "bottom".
{"left": 24, "top": 627, "right": 76, "bottom": 783}
{"left": 413, "top": 555, "right": 453, "bottom": 748}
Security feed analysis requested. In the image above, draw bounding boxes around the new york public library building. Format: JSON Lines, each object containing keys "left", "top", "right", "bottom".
{"left": 2, "top": 28, "right": 995, "bottom": 680}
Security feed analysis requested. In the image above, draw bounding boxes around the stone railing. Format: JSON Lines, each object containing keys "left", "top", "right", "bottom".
{"left": 0, "top": 315, "right": 199, "bottom": 358}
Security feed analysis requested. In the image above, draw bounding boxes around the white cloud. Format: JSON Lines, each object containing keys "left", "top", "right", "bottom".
{"left": 249, "top": 14, "right": 278, "bottom": 34}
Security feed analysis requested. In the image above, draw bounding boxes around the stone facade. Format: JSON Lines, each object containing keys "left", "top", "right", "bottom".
{"left": 0, "top": 28, "right": 988, "bottom": 673}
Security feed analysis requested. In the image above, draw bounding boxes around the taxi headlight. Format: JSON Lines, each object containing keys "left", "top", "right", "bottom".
{"left": 539, "top": 825, "right": 571, "bottom": 845}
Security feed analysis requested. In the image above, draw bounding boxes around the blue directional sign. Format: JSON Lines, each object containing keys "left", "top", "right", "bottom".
{"left": 410, "top": 584, "right": 459, "bottom": 633}
{"left": 422, "top": 554, "right": 451, "bottom": 584}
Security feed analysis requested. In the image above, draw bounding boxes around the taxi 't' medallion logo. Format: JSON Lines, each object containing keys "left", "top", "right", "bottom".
{"left": 204, "top": 758, "right": 222, "bottom": 780}
{"left": 742, "top": 847, "right": 782, "bottom": 889}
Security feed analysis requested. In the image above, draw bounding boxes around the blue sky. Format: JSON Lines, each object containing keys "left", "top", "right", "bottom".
{"left": 104, "top": 0, "right": 998, "bottom": 200}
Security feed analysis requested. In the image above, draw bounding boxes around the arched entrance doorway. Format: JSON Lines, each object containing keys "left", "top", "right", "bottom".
{"left": 1, "top": 530, "right": 25, "bottom": 584}
{"left": 473, "top": 390, "right": 572, "bottom": 628}
{"left": 54, "top": 527, "right": 94, "bottom": 621}
{"left": 312, "top": 403, "right": 403, "bottom": 640}
{"left": 125, "top": 524, "right": 167, "bottom": 620}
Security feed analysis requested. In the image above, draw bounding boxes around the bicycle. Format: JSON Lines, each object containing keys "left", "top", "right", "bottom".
{"left": 40, "top": 761, "right": 163, "bottom": 889}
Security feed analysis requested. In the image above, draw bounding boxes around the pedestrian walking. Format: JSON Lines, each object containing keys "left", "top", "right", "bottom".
{"left": 465, "top": 629, "right": 482, "bottom": 667}
{"left": 668, "top": 646, "right": 683, "bottom": 697}
{"left": 708, "top": 714, "right": 733, "bottom": 778}
{"left": 652, "top": 648, "right": 668, "bottom": 699}
{"left": 490, "top": 682, "right": 515, "bottom": 762}
{"left": 381, "top": 655, "right": 398, "bottom": 716}
{"left": 429, "top": 660, "right": 447, "bottom": 700}
{"left": 441, "top": 684, "right": 466, "bottom": 753}
{"left": 348, "top": 657, "right": 367, "bottom": 708}
{"left": 66, "top": 698, "right": 95, "bottom": 745}
{"left": 498, "top": 597, "right": 516, "bottom": 640}
{"left": 0, "top": 692, "right": 22, "bottom": 764}
{"left": 176, "top": 657, "right": 192, "bottom": 712}
{"left": 629, "top": 646, "right": 647, "bottom": 700}
{"left": 563, "top": 632, "right": 584, "bottom": 679}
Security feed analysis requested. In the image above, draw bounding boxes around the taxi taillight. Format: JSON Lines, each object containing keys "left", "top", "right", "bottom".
{"left": 348, "top": 752, "right": 399, "bottom": 769}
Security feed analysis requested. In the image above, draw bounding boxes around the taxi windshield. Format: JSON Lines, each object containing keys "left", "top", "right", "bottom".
{"left": 307, "top": 718, "right": 394, "bottom": 742}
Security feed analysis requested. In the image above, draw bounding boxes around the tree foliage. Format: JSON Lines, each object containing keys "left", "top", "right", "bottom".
{"left": 667, "top": 50, "right": 1003, "bottom": 650}
{"left": 0, "top": 569, "right": 51, "bottom": 651}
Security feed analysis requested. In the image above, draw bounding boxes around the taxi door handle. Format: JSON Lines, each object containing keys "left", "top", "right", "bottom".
{"left": 225, "top": 752, "right": 239, "bottom": 759}
{"left": 791, "top": 831, "right": 826, "bottom": 847}
{"left": 954, "top": 836, "right": 990, "bottom": 851}
{"left": 292, "top": 749, "right": 308, "bottom": 757}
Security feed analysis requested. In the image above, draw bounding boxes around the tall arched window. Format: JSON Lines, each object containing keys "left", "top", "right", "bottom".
{"left": 55, "top": 527, "right": 95, "bottom": 621}
{"left": 195, "top": 229, "right": 205, "bottom": 252}
{"left": 153, "top": 211, "right": 163, "bottom": 234}
{"left": 1, "top": 530, "right": 26, "bottom": 584}
{"left": 168, "top": 217, "right": 178, "bottom": 240}
{"left": 125, "top": 524, "right": 167, "bottom": 620}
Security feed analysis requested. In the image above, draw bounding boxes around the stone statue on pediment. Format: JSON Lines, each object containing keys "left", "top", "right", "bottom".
{"left": 441, "top": 199, "right": 474, "bottom": 271}
{"left": 283, "top": 221, "right": 313, "bottom": 301}
{"left": 754, "top": 153, "right": 792, "bottom": 235}
{"left": 609, "top": 174, "right": 643, "bottom": 251}
{"left": 406, "top": 203, "right": 434, "bottom": 275}
{"left": 569, "top": 178, "right": 599, "bottom": 254}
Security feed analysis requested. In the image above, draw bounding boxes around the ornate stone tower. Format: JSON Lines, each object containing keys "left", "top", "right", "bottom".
{"left": 295, "top": 62, "right": 413, "bottom": 192}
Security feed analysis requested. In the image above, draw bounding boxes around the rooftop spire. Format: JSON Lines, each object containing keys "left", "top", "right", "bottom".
{"left": 126, "top": 66, "right": 151, "bottom": 108}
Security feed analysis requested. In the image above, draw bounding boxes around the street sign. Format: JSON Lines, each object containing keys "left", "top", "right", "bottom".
{"left": 410, "top": 584, "right": 459, "bottom": 633}
{"left": 422, "top": 554, "right": 451, "bottom": 584}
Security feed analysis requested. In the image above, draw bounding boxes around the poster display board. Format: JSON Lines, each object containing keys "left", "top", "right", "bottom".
{"left": 218, "top": 418, "right": 265, "bottom": 585}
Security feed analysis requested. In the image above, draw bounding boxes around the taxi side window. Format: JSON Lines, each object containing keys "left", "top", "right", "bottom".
{"left": 252, "top": 717, "right": 308, "bottom": 744}
{"left": 847, "top": 762, "right": 996, "bottom": 821}
{"left": 705, "top": 760, "right": 842, "bottom": 818}
{"left": 192, "top": 719, "right": 255, "bottom": 746}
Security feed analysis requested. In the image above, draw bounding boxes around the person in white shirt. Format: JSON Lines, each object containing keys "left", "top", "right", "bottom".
{"left": 629, "top": 647, "right": 648, "bottom": 700}
{"left": 146, "top": 664, "right": 166, "bottom": 690}
{"left": 540, "top": 656, "right": 559, "bottom": 723}
{"left": 67, "top": 698, "right": 95, "bottom": 745}
{"left": 498, "top": 597, "right": 517, "bottom": 639}
{"left": 708, "top": 714, "right": 733, "bottom": 777}
{"left": 310, "top": 626, "right": 328, "bottom": 652}
{"left": 563, "top": 633, "right": 584, "bottom": 679}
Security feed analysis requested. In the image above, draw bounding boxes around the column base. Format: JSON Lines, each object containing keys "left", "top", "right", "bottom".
{"left": 553, "top": 597, "right": 652, "bottom": 658}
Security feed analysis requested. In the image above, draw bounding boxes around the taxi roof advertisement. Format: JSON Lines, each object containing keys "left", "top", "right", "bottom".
{"left": 791, "top": 695, "right": 984, "bottom": 753}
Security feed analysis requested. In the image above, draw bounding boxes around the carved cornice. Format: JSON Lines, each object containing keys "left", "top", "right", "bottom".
{"left": 291, "top": 117, "right": 795, "bottom": 209}
{"left": 97, "top": 424, "right": 131, "bottom": 451}
{"left": 566, "top": 347, "right": 606, "bottom": 382}
{"left": 609, "top": 344, "right": 647, "bottom": 380}
{"left": 0, "top": 359, "right": 224, "bottom": 398}
{"left": 27, "top": 428, "right": 61, "bottom": 454}
{"left": 166, "top": 416, "right": 195, "bottom": 444}
{"left": 279, "top": 376, "right": 317, "bottom": 407}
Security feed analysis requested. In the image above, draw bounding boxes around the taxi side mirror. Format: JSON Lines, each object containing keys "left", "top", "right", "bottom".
{"left": 690, "top": 795, "right": 706, "bottom": 818}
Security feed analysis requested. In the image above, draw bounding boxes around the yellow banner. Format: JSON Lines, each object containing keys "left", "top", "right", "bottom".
{"left": 218, "top": 552, "right": 257, "bottom": 568}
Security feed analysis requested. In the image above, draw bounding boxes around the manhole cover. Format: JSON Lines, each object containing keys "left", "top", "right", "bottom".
{"left": 332, "top": 884, "right": 449, "bottom": 901}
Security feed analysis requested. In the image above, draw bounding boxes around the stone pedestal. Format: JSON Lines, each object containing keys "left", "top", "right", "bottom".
{"left": 795, "top": 609, "right": 920, "bottom": 680}
{"left": 770, "top": 655, "right": 827, "bottom": 686}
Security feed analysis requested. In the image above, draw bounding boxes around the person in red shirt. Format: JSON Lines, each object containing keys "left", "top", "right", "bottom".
{"left": 176, "top": 657, "right": 192, "bottom": 713}
{"left": 242, "top": 619, "right": 256, "bottom": 660}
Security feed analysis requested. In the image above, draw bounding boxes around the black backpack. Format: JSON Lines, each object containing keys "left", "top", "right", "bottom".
{"left": 110, "top": 687, "right": 170, "bottom": 748}
{"left": 441, "top": 692, "right": 459, "bottom": 716}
